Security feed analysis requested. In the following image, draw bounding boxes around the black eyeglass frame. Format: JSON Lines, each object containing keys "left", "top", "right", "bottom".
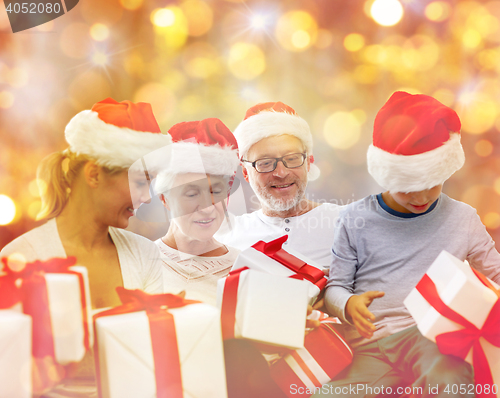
{"left": 241, "top": 152, "right": 307, "bottom": 173}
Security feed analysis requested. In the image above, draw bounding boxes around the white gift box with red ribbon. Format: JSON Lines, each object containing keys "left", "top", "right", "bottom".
{"left": 270, "top": 319, "right": 353, "bottom": 397}
{"left": 231, "top": 236, "right": 327, "bottom": 305}
{"left": 0, "top": 310, "right": 32, "bottom": 398}
{"left": 217, "top": 268, "right": 310, "bottom": 349}
{"left": 0, "top": 257, "right": 93, "bottom": 365}
{"left": 44, "top": 265, "right": 93, "bottom": 364}
{"left": 94, "top": 289, "right": 227, "bottom": 398}
{"left": 404, "top": 250, "right": 500, "bottom": 398}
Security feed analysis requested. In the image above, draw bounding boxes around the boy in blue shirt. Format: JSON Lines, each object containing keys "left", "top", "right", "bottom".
{"left": 319, "top": 92, "right": 500, "bottom": 397}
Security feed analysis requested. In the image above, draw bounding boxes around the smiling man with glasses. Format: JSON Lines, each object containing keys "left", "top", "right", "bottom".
{"left": 215, "top": 101, "right": 342, "bottom": 270}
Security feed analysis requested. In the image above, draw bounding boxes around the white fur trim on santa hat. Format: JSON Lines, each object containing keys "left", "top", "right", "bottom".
{"left": 367, "top": 133, "right": 465, "bottom": 193}
{"left": 233, "top": 111, "right": 313, "bottom": 159}
{"left": 65, "top": 110, "right": 172, "bottom": 169}
{"left": 154, "top": 141, "right": 239, "bottom": 194}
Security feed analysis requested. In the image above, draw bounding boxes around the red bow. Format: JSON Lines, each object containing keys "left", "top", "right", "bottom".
{"left": 94, "top": 288, "right": 200, "bottom": 398}
{"left": 252, "top": 236, "right": 326, "bottom": 290}
{"left": 0, "top": 256, "right": 89, "bottom": 360}
{"left": 416, "top": 270, "right": 500, "bottom": 397}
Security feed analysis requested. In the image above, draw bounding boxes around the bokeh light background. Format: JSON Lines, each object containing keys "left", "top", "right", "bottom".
{"left": 0, "top": 0, "right": 499, "bottom": 250}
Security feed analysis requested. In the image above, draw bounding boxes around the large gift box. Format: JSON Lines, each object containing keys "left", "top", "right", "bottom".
{"left": 231, "top": 235, "right": 327, "bottom": 304}
{"left": 404, "top": 250, "right": 500, "bottom": 397}
{"left": 0, "top": 310, "right": 32, "bottom": 398}
{"left": 0, "top": 256, "right": 92, "bottom": 365}
{"left": 270, "top": 319, "right": 353, "bottom": 397}
{"left": 217, "top": 267, "right": 310, "bottom": 349}
{"left": 94, "top": 288, "right": 227, "bottom": 398}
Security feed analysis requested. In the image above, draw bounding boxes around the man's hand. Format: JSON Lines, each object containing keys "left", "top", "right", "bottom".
{"left": 346, "top": 291, "right": 385, "bottom": 339}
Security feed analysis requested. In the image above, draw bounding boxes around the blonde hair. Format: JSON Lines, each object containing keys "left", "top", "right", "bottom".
{"left": 36, "top": 150, "right": 120, "bottom": 220}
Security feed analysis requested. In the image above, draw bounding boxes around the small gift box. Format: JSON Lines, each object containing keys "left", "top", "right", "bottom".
{"left": 270, "top": 319, "right": 353, "bottom": 397}
{"left": 217, "top": 267, "right": 310, "bottom": 349}
{"left": 0, "top": 257, "right": 92, "bottom": 365}
{"left": 94, "top": 288, "right": 227, "bottom": 398}
{"left": 0, "top": 310, "right": 32, "bottom": 398}
{"left": 404, "top": 250, "right": 500, "bottom": 398}
{"left": 231, "top": 235, "right": 327, "bottom": 304}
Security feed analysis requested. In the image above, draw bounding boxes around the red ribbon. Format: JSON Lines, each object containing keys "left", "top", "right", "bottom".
{"left": 416, "top": 271, "right": 500, "bottom": 397}
{"left": 93, "top": 288, "right": 200, "bottom": 398}
{"left": 220, "top": 267, "right": 249, "bottom": 340}
{"left": 0, "top": 256, "right": 90, "bottom": 360}
{"left": 252, "top": 235, "right": 327, "bottom": 290}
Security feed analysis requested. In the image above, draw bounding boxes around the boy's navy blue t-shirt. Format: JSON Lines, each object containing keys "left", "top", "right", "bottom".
{"left": 376, "top": 193, "right": 438, "bottom": 219}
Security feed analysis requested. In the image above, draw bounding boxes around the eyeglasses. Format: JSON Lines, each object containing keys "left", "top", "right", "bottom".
{"left": 242, "top": 153, "right": 307, "bottom": 173}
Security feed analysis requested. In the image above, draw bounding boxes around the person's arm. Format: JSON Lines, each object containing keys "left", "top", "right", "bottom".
{"left": 466, "top": 210, "right": 500, "bottom": 284}
{"left": 324, "top": 211, "right": 384, "bottom": 339}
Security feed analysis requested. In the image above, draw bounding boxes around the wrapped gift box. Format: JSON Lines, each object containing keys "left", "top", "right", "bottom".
{"left": 0, "top": 257, "right": 93, "bottom": 365}
{"left": 231, "top": 236, "right": 327, "bottom": 304}
{"left": 217, "top": 268, "right": 310, "bottom": 349}
{"left": 404, "top": 250, "right": 500, "bottom": 396}
{"left": 0, "top": 310, "right": 32, "bottom": 398}
{"left": 270, "top": 320, "right": 352, "bottom": 397}
{"left": 94, "top": 289, "right": 227, "bottom": 398}
{"left": 44, "top": 265, "right": 93, "bottom": 364}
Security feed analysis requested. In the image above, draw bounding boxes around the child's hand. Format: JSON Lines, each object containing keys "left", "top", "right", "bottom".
{"left": 345, "top": 291, "right": 385, "bottom": 339}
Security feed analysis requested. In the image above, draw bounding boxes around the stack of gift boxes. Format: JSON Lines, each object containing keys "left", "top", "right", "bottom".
{"left": 0, "top": 236, "right": 356, "bottom": 398}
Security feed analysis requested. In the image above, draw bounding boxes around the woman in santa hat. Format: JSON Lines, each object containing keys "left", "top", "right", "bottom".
{"left": 0, "top": 98, "right": 172, "bottom": 396}
{"left": 154, "top": 118, "right": 289, "bottom": 398}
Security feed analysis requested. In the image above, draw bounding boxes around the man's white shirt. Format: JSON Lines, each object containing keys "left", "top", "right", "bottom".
{"left": 215, "top": 203, "right": 342, "bottom": 269}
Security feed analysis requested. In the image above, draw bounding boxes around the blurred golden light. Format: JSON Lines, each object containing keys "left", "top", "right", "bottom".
{"left": 323, "top": 111, "right": 362, "bottom": 150}
{"left": 152, "top": 8, "right": 176, "bottom": 27}
{"left": 8, "top": 67, "right": 29, "bottom": 88}
{"left": 475, "top": 139, "right": 493, "bottom": 157}
{"left": 351, "top": 109, "right": 367, "bottom": 124}
{"left": 425, "top": 1, "right": 451, "bottom": 22}
{"left": 484, "top": 212, "right": 500, "bottom": 229}
{"left": 228, "top": 42, "right": 266, "bottom": 80}
{"left": 353, "top": 64, "right": 380, "bottom": 84}
{"left": 0, "top": 195, "right": 16, "bottom": 225}
{"left": 370, "top": 0, "right": 403, "bottom": 27}
{"left": 28, "top": 201, "right": 42, "bottom": 220}
{"left": 432, "top": 88, "right": 455, "bottom": 107}
{"left": 494, "top": 177, "right": 500, "bottom": 195}
{"left": 90, "top": 23, "right": 109, "bottom": 41}
{"left": 364, "top": 44, "right": 386, "bottom": 64}
{"left": 462, "top": 185, "right": 500, "bottom": 223}
{"left": 29, "top": 179, "right": 47, "bottom": 197}
{"left": 179, "top": 95, "right": 203, "bottom": 115}
{"left": 476, "top": 49, "right": 500, "bottom": 70}
{"left": 153, "top": 7, "right": 188, "bottom": 50}
{"left": 251, "top": 14, "right": 268, "bottom": 30}
{"left": 124, "top": 52, "right": 146, "bottom": 78}
{"left": 462, "top": 29, "right": 482, "bottom": 49}
{"left": 69, "top": 70, "right": 112, "bottom": 110}
{"left": 344, "top": 33, "right": 365, "bottom": 52}
{"left": 459, "top": 94, "right": 497, "bottom": 134}
{"left": 275, "top": 10, "right": 318, "bottom": 52}
{"left": 92, "top": 51, "right": 108, "bottom": 66}
{"left": 60, "top": 23, "right": 92, "bottom": 59}
{"left": 315, "top": 29, "right": 333, "bottom": 49}
{"left": 291, "top": 30, "right": 311, "bottom": 49}
{"left": 180, "top": 0, "right": 213, "bottom": 37}
{"left": 402, "top": 35, "right": 439, "bottom": 71}
{"left": 0, "top": 91, "right": 14, "bottom": 108}
{"left": 134, "top": 83, "right": 176, "bottom": 124}
{"left": 120, "top": 0, "right": 144, "bottom": 11}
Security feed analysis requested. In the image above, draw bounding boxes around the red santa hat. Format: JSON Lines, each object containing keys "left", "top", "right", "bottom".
{"left": 367, "top": 91, "right": 465, "bottom": 193}
{"left": 233, "top": 102, "right": 320, "bottom": 181}
{"left": 155, "top": 118, "right": 239, "bottom": 194}
{"left": 64, "top": 98, "right": 172, "bottom": 170}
